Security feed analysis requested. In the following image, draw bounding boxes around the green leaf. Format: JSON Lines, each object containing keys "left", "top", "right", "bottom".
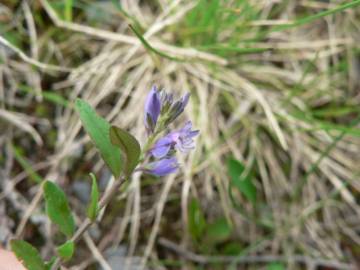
{"left": 75, "top": 99, "right": 122, "bottom": 178}
{"left": 109, "top": 126, "right": 141, "bottom": 177}
{"left": 188, "top": 198, "right": 206, "bottom": 241}
{"left": 204, "top": 217, "right": 232, "bottom": 244}
{"left": 227, "top": 158, "right": 257, "bottom": 205}
{"left": 222, "top": 242, "right": 242, "bottom": 255}
{"left": 45, "top": 257, "right": 56, "bottom": 270}
{"left": 267, "top": 262, "right": 286, "bottom": 270}
{"left": 57, "top": 240, "right": 75, "bottom": 261}
{"left": 10, "top": 240, "right": 46, "bottom": 270}
{"left": 87, "top": 173, "right": 99, "bottom": 221}
{"left": 43, "top": 181, "right": 75, "bottom": 238}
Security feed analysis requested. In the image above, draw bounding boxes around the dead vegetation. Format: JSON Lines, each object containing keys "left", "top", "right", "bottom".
{"left": 0, "top": 0, "right": 360, "bottom": 269}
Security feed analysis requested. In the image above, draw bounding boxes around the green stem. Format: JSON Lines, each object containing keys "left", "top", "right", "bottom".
{"left": 51, "top": 176, "right": 126, "bottom": 270}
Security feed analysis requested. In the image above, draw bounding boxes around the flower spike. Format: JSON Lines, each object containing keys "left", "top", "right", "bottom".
{"left": 142, "top": 86, "right": 199, "bottom": 177}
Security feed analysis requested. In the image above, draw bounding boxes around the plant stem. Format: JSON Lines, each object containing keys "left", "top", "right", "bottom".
{"left": 139, "top": 131, "right": 162, "bottom": 162}
{"left": 51, "top": 176, "right": 126, "bottom": 270}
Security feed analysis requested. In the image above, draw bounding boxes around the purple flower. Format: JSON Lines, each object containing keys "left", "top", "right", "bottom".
{"left": 141, "top": 87, "right": 198, "bottom": 177}
{"left": 166, "top": 93, "right": 190, "bottom": 124}
{"left": 144, "top": 85, "right": 192, "bottom": 133}
{"left": 159, "top": 91, "right": 174, "bottom": 113}
{"left": 145, "top": 157, "right": 179, "bottom": 176}
{"left": 144, "top": 86, "right": 161, "bottom": 133}
{"left": 150, "top": 121, "right": 199, "bottom": 158}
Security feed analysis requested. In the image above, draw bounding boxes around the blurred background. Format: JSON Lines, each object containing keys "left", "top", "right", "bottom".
{"left": 0, "top": 0, "right": 360, "bottom": 269}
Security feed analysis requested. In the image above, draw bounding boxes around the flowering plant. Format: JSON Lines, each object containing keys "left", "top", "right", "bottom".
{"left": 142, "top": 86, "right": 199, "bottom": 176}
{"left": 10, "top": 86, "right": 198, "bottom": 270}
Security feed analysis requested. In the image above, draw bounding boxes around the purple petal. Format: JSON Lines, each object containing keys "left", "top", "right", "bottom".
{"left": 146, "top": 157, "right": 179, "bottom": 176}
{"left": 176, "top": 137, "right": 195, "bottom": 152}
{"left": 180, "top": 121, "right": 192, "bottom": 132}
{"left": 176, "top": 121, "right": 199, "bottom": 152}
{"left": 166, "top": 93, "right": 191, "bottom": 123}
{"left": 144, "top": 86, "right": 161, "bottom": 132}
{"left": 180, "top": 93, "right": 190, "bottom": 109}
{"left": 151, "top": 144, "right": 171, "bottom": 158}
{"left": 149, "top": 122, "right": 199, "bottom": 157}
{"left": 150, "top": 136, "right": 173, "bottom": 158}
{"left": 188, "top": 130, "right": 199, "bottom": 138}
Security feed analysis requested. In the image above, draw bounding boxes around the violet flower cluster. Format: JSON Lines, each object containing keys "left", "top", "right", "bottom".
{"left": 142, "top": 86, "right": 199, "bottom": 176}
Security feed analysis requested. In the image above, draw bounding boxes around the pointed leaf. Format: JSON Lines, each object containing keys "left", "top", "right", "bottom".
{"left": 188, "top": 198, "right": 206, "bottom": 240}
{"left": 205, "top": 217, "right": 232, "bottom": 244}
{"left": 45, "top": 257, "right": 56, "bottom": 270}
{"left": 10, "top": 240, "right": 46, "bottom": 270}
{"left": 57, "top": 240, "right": 75, "bottom": 261}
{"left": 110, "top": 126, "right": 141, "bottom": 176}
{"left": 75, "top": 99, "right": 122, "bottom": 178}
{"left": 43, "top": 181, "right": 75, "bottom": 237}
{"left": 227, "top": 158, "right": 257, "bottom": 205}
{"left": 87, "top": 173, "right": 99, "bottom": 221}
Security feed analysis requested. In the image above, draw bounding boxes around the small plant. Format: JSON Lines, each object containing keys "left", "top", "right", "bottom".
{"left": 10, "top": 85, "right": 198, "bottom": 270}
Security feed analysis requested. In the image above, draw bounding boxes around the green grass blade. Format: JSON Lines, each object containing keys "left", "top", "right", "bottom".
{"left": 274, "top": 0, "right": 360, "bottom": 32}
{"left": 129, "top": 24, "right": 182, "bottom": 62}
{"left": 19, "top": 85, "right": 70, "bottom": 108}
{"left": 64, "top": 0, "right": 73, "bottom": 21}
{"left": 246, "top": 0, "right": 360, "bottom": 42}
{"left": 293, "top": 116, "right": 360, "bottom": 198}
{"left": 12, "top": 144, "right": 42, "bottom": 184}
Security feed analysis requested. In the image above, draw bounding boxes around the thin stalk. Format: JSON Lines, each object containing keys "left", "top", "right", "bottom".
{"left": 51, "top": 177, "right": 126, "bottom": 270}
